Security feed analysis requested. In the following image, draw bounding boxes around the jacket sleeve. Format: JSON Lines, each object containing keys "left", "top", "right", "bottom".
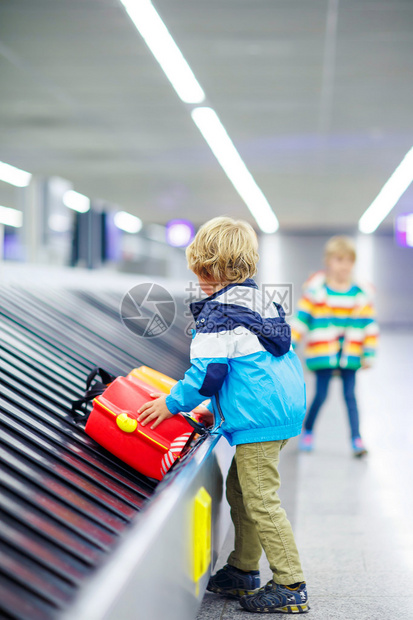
{"left": 360, "top": 303, "right": 379, "bottom": 363}
{"left": 165, "top": 331, "right": 230, "bottom": 414}
{"left": 290, "top": 296, "right": 313, "bottom": 346}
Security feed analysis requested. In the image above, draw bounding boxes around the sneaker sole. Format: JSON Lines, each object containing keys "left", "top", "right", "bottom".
{"left": 240, "top": 602, "right": 310, "bottom": 613}
{"left": 275, "top": 603, "right": 310, "bottom": 613}
{"left": 207, "top": 585, "right": 259, "bottom": 599}
{"left": 353, "top": 450, "right": 368, "bottom": 458}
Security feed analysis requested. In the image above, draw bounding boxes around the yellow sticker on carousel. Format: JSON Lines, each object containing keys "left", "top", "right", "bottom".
{"left": 192, "top": 486, "right": 212, "bottom": 596}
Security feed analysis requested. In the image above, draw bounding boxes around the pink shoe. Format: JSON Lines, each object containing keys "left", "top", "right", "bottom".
{"left": 352, "top": 437, "right": 368, "bottom": 457}
{"left": 299, "top": 431, "right": 314, "bottom": 452}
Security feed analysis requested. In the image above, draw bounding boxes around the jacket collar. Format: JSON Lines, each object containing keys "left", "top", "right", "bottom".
{"left": 190, "top": 278, "right": 258, "bottom": 319}
{"left": 303, "top": 271, "right": 372, "bottom": 305}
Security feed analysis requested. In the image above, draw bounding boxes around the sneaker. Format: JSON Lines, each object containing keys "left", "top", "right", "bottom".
{"left": 240, "top": 580, "right": 309, "bottom": 613}
{"left": 299, "top": 431, "right": 314, "bottom": 452}
{"left": 207, "top": 564, "right": 260, "bottom": 599}
{"left": 352, "top": 437, "right": 368, "bottom": 458}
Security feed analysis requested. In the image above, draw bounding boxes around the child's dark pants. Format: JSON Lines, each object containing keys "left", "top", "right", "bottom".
{"left": 304, "top": 368, "right": 361, "bottom": 438}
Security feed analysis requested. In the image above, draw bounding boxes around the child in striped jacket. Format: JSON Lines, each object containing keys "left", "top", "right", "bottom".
{"left": 291, "top": 236, "right": 379, "bottom": 457}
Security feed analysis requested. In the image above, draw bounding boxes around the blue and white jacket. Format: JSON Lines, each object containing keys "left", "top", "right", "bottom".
{"left": 165, "top": 279, "right": 306, "bottom": 446}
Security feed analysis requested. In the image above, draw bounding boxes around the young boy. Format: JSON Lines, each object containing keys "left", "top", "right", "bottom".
{"left": 291, "top": 236, "right": 379, "bottom": 457}
{"left": 138, "top": 217, "right": 309, "bottom": 614}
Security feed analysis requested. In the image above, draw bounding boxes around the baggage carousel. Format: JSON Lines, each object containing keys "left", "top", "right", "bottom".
{"left": 0, "top": 275, "right": 232, "bottom": 620}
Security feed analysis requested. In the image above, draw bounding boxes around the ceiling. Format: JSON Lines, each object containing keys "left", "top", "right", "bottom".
{"left": 0, "top": 0, "right": 413, "bottom": 231}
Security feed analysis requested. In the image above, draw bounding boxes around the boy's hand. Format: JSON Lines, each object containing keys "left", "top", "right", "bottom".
{"left": 193, "top": 404, "right": 215, "bottom": 427}
{"left": 138, "top": 393, "right": 173, "bottom": 429}
{"left": 361, "top": 359, "right": 372, "bottom": 370}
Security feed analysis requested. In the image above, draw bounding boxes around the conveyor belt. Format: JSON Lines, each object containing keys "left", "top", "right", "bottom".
{"left": 0, "top": 283, "right": 192, "bottom": 620}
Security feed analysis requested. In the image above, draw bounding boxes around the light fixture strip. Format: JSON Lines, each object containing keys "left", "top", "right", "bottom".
{"left": 63, "top": 190, "right": 91, "bottom": 213}
{"left": 119, "top": 1, "right": 278, "bottom": 232}
{"left": 0, "top": 206, "right": 23, "bottom": 227}
{"left": 114, "top": 210, "right": 143, "bottom": 233}
{"left": 120, "top": 0, "right": 205, "bottom": 104}
{"left": 0, "top": 161, "right": 32, "bottom": 187}
{"left": 359, "top": 146, "right": 413, "bottom": 234}
{"left": 191, "top": 107, "right": 279, "bottom": 234}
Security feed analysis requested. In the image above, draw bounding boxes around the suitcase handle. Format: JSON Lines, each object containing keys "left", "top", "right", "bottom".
{"left": 182, "top": 415, "right": 208, "bottom": 436}
{"left": 182, "top": 392, "right": 225, "bottom": 435}
{"left": 72, "top": 367, "right": 117, "bottom": 420}
{"left": 85, "top": 367, "right": 117, "bottom": 391}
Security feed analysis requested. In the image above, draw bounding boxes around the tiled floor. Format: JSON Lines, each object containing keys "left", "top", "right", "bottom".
{"left": 196, "top": 330, "right": 413, "bottom": 620}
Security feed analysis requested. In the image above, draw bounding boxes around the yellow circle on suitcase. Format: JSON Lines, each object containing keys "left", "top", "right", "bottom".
{"left": 116, "top": 413, "right": 138, "bottom": 433}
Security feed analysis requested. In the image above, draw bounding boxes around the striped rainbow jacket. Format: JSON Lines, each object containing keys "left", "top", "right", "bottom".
{"left": 165, "top": 279, "right": 306, "bottom": 446}
{"left": 291, "top": 271, "right": 379, "bottom": 371}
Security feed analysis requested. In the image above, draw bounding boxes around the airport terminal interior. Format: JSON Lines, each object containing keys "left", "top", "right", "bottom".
{"left": 1, "top": 1, "right": 413, "bottom": 619}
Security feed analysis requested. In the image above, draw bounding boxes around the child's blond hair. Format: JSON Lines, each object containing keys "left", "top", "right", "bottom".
{"left": 186, "top": 216, "right": 259, "bottom": 283}
{"left": 324, "top": 235, "right": 356, "bottom": 262}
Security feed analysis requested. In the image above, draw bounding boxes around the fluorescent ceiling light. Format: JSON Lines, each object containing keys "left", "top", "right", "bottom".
{"left": 63, "top": 190, "right": 90, "bottom": 213}
{"left": 119, "top": 0, "right": 205, "bottom": 104}
{"left": 191, "top": 107, "right": 279, "bottom": 234}
{"left": 114, "top": 210, "right": 143, "bottom": 233}
{"left": 118, "top": 2, "right": 277, "bottom": 232}
{"left": 0, "top": 206, "right": 23, "bottom": 227}
{"left": 359, "top": 146, "right": 413, "bottom": 234}
{"left": 0, "top": 161, "right": 32, "bottom": 187}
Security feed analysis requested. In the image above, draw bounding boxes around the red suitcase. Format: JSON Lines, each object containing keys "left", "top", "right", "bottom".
{"left": 84, "top": 374, "right": 196, "bottom": 480}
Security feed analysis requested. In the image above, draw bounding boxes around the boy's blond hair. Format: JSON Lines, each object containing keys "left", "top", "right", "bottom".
{"left": 324, "top": 235, "right": 356, "bottom": 262}
{"left": 186, "top": 216, "right": 259, "bottom": 283}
